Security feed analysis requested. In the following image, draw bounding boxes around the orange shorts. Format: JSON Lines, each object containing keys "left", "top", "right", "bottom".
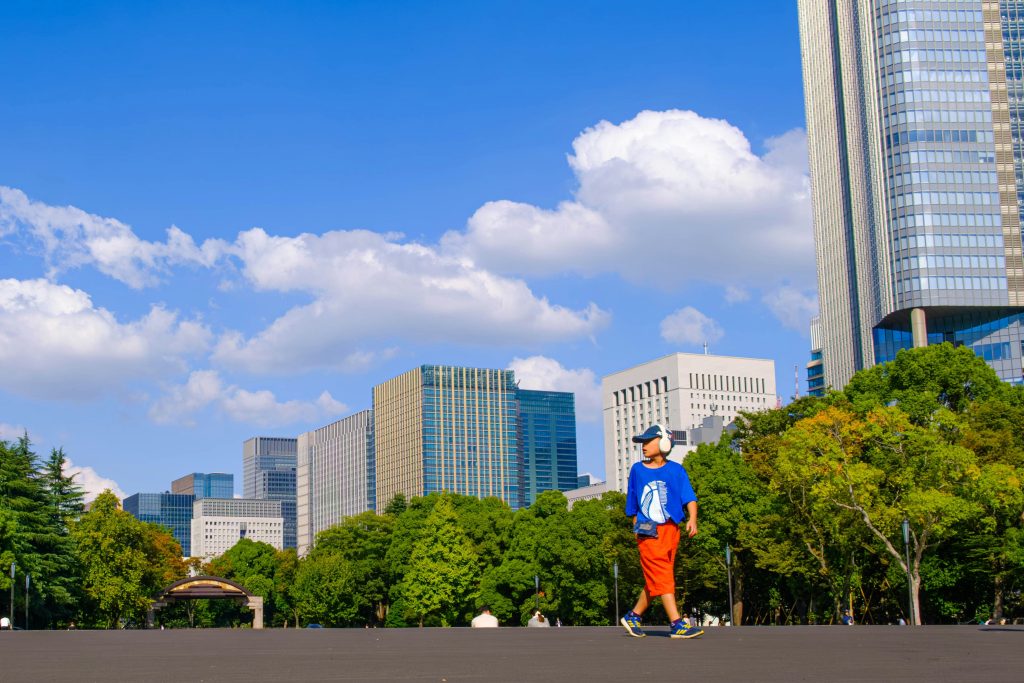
{"left": 637, "top": 521, "right": 680, "bottom": 596}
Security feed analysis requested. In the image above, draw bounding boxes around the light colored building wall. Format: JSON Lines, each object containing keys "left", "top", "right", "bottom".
{"left": 190, "top": 498, "right": 284, "bottom": 559}
{"left": 373, "top": 367, "right": 425, "bottom": 511}
{"left": 296, "top": 409, "right": 374, "bottom": 555}
{"left": 602, "top": 353, "right": 776, "bottom": 493}
{"left": 564, "top": 480, "right": 610, "bottom": 510}
{"left": 373, "top": 366, "right": 519, "bottom": 510}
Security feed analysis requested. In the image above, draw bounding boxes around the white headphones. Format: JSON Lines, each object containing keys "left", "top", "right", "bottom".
{"left": 653, "top": 424, "right": 673, "bottom": 455}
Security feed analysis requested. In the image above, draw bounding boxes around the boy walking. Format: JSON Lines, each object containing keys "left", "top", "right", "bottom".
{"left": 620, "top": 424, "right": 703, "bottom": 639}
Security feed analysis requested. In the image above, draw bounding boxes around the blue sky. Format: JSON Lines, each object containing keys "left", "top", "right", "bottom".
{"left": 0, "top": 0, "right": 813, "bottom": 499}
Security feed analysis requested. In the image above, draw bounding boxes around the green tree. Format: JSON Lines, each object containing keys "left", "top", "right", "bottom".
{"left": 777, "top": 405, "right": 981, "bottom": 624}
{"left": 0, "top": 435, "right": 78, "bottom": 627}
{"left": 71, "top": 490, "right": 184, "bottom": 628}
{"left": 398, "top": 495, "right": 479, "bottom": 626}
{"left": 293, "top": 551, "right": 359, "bottom": 626}
{"left": 206, "top": 538, "right": 282, "bottom": 627}
{"left": 313, "top": 511, "right": 394, "bottom": 625}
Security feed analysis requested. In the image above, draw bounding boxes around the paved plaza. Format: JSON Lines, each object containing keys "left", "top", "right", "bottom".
{"left": 0, "top": 625, "right": 1021, "bottom": 682}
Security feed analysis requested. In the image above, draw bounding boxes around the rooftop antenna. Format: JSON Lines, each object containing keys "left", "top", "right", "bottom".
{"left": 703, "top": 341, "right": 709, "bottom": 355}
{"left": 794, "top": 364, "right": 800, "bottom": 400}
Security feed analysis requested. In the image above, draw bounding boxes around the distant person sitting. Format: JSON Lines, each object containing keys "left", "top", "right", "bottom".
{"left": 527, "top": 611, "right": 550, "bottom": 627}
{"left": 841, "top": 610, "right": 854, "bottom": 626}
{"left": 471, "top": 607, "right": 499, "bottom": 628}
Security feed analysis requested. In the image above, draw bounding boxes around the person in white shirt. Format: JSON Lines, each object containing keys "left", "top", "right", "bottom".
{"left": 471, "top": 607, "right": 499, "bottom": 628}
{"left": 527, "top": 611, "right": 550, "bottom": 627}
{"left": 0, "top": 616, "right": 10, "bottom": 630}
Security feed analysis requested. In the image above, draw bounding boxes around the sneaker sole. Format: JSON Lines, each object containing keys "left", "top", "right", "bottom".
{"left": 670, "top": 629, "right": 704, "bottom": 639}
{"left": 619, "top": 617, "right": 646, "bottom": 637}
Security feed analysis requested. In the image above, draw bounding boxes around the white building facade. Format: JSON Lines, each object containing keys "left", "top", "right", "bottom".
{"left": 603, "top": 353, "right": 776, "bottom": 493}
{"left": 296, "top": 409, "right": 375, "bottom": 556}
{"left": 190, "top": 498, "right": 284, "bottom": 559}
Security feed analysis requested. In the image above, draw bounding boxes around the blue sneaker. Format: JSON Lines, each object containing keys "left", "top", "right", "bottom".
{"left": 620, "top": 613, "right": 646, "bottom": 637}
{"left": 669, "top": 623, "right": 704, "bottom": 639}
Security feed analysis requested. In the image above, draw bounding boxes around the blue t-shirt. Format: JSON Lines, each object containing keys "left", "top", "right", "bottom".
{"left": 624, "top": 460, "right": 697, "bottom": 525}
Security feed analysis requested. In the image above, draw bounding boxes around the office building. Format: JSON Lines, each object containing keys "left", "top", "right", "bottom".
{"left": 190, "top": 498, "right": 284, "bottom": 559}
{"left": 373, "top": 365, "right": 520, "bottom": 510}
{"left": 807, "top": 316, "right": 826, "bottom": 397}
{"left": 516, "top": 389, "right": 578, "bottom": 507}
{"left": 798, "top": 0, "right": 1024, "bottom": 389}
{"left": 296, "top": 409, "right": 375, "bottom": 555}
{"left": 602, "top": 353, "right": 776, "bottom": 493}
{"left": 171, "top": 472, "right": 234, "bottom": 500}
{"left": 123, "top": 492, "right": 195, "bottom": 557}
{"left": 564, "top": 479, "right": 611, "bottom": 510}
{"left": 242, "top": 436, "right": 297, "bottom": 549}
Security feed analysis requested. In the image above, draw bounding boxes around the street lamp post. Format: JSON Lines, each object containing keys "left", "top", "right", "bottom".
{"left": 726, "top": 544, "right": 734, "bottom": 627}
{"left": 8, "top": 562, "right": 14, "bottom": 629}
{"left": 25, "top": 574, "right": 30, "bottom": 631}
{"left": 902, "top": 518, "right": 914, "bottom": 626}
{"left": 613, "top": 561, "right": 619, "bottom": 625}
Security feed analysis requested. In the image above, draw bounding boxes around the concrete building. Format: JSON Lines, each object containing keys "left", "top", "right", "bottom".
{"left": 190, "top": 498, "right": 284, "bottom": 559}
{"left": 171, "top": 472, "right": 234, "bottom": 500}
{"left": 123, "top": 492, "right": 195, "bottom": 557}
{"left": 242, "top": 436, "right": 297, "bottom": 549}
{"left": 516, "top": 389, "right": 578, "bottom": 508}
{"left": 603, "top": 353, "right": 776, "bottom": 493}
{"left": 798, "top": 0, "right": 1024, "bottom": 390}
{"left": 373, "top": 365, "right": 520, "bottom": 510}
{"left": 564, "top": 479, "right": 610, "bottom": 510}
{"left": 296, "top": 409, "right": 375, "bottom": 555}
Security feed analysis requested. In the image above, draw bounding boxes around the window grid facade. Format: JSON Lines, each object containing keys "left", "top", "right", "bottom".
{"left": 517, "top": 389, "right": 578, "bottom": 508}
{"left": 123, "top": 492, "right": 195, "bottom": 557}
{"left": 799, "top": 0, "right": 1024, "bottom": 389}
{"left": 296, "top": 409, "right": 375, "bottom": 555}
{"left": 374, "top": 365, "right": 520, "bottom": 511}
{"left": 602, "top": 353, "right": 776, "bottom": 493}
{"left": 190, "top": 498, "right": 284, "bottom": 559}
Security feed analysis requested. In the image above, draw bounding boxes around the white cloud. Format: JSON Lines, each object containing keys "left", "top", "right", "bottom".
{"left": 0, "top": 422, "right": 27, "bottom": 441}
{"left": 444, "top": 110, "right": 814, "bottom": 323}
{"left": 63, "top": 457, "right": 126, "bottom": 503}
{"left": 148, "top": 370, "right": 348, "bottom": 428}
{"left": 509, "top": 355, "right": 601, "bottom": 422}
{"left": 0, "top": 278, "right": 211, "bottom": 400}
{"left": 660, "top": 306, "right": 724, "bottom": 347}
{"left": 761, "top": 286, "right": 819, "bottom": 333}
{"left": 724, "top": 286, "right": 750, "bottom": 304}
{"left": 0, "top": 186, "right": 225, "bottom": 288}
{"left": 212, "top": 228, "right": 609, "bottom": 374}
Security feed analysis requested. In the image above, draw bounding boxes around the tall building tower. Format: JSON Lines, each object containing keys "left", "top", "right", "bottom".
{"left": 516, "top": 389, "right": 578, "bottom": 508}
{"left": 798, "top": 0, "right": 1024, "bottom": 389}
{"left": 602, "top": 353, "right": 776, "bottom": 493}
{"left": 296, "top": 409, "right": 375, "bottom": 555}
{"left": 171, "top": 472, "right": 234, "bottom": 499}
{"left": 373, "top": 365, "right": 519, "bottom": 510}
{"left": 123, "top": 492, "right": 195, "bottom": 557}
{"left": 242, "top": 437, "right": 297, "bottom": 549}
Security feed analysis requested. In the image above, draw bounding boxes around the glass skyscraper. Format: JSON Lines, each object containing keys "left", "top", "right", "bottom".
{"left": 123, "top": 492, "right": 195, "bottom": 557}
{"left": 171, "top": 472, "right": 234, "bottom": 499}
{"left": 798, "top": 0, "right": 1024, "bottom": 389}
{"left": 373, "top": 365, "right": 520, "bottom": 510}
{"left": 242, "top": 437, "right": 297, "bottom": 549}
{"left": 516, "top": 389, "right": 578, "bottom": 508}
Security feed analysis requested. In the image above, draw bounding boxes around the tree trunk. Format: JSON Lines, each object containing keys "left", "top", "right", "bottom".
{"left": 993, "top": 572, "right": 1004, "bottom": 621}
{"left": 911, "top": 573, "right": 922, "bottom": 625}
{"left": 733, "top": 573, "right": 744, "bottom": 626}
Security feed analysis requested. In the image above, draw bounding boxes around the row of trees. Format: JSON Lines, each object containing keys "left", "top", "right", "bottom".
{"left": 2, "top": 344, "right": 1022, "bottom": 627}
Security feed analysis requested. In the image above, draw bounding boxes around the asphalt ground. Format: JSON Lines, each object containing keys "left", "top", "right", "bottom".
{"left": 1, "top": 625, "right": 1022, "bottom": 682}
